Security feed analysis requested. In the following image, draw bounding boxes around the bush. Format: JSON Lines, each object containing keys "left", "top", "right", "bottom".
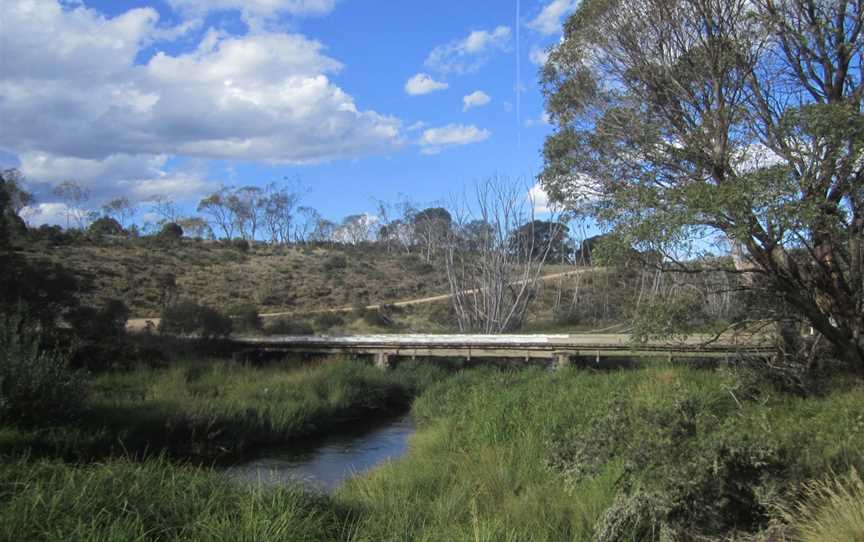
{"left": 232, "top": 238, "right": 250, "bottom": 253}
{"left": 88, "top": 216, "right": 125, "bottom": 238}
{"left": 322, "top": 255, "right": 348, "bottom": 272}
{"left": 314, "top": 312, "right": 344, "bottom": 331}
{"left": 159, "top": 302, "right": 233, "bottom": 339}
{"left": 0, "top": 314, "right": 85, "bottom": 426}
{"left": 156, "top": 222, "right": 183, "bottom": 243}
{"left": 264, "top": 318, "right": 314, "bottom": 336}
{"left": 67, "top": 298, "right": 131, "bottom": 370}
{"left": 227, "top": 304, "right": 261, "bottom": 332}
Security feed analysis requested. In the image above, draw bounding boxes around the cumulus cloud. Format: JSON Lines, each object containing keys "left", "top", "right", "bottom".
{"left": 405, "top": 73, "right": 449, "bottom": 96}
{"left": 462, "top": 91, "right": 491, "bottom": 112}
{"left": 529, "top": 45, "right": 550, "bottom": 66}
{"left": 528, "top": 183, "right": 557, "bottom": 214}
{"left": 425, "top": 26, "right": 511, "bottom": 75}
{"left": 0, "top": 1, "right": 403, "bottom": 203}
{"left": 17, "top": 151, "right": 219, "bottom": 205}
{"left": 527, "top": 0, "right": 580, "bottom": 35}
{"left": 167, "top": 0, "right": 337, "bottom": 19}
{"left": 418, "top": 124, "right": 490, "bottom": 155}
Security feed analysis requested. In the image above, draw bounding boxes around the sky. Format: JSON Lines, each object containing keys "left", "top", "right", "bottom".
{"left": 0, "top": 0, "right": 580, "bottom": 227}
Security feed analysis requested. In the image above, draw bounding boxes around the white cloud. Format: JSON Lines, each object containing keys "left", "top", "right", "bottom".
{"left": 529, "top": 45, "right": 550, "bottom": 66}
{"left": 405, "top": 73, "right": 449, "bottom": 96}
{"left": 0, "top": 1, "right": 403, "bottom": 204}
{"left": 425, "top": 26, "right": 511, "bottom": 75}
{"left": 462, "top": 91, "right": 491, "bottom": 112}
{"left": 527, "top": 0, "right": 580, "bottom": 35}
{"left": 167, "top": 0, "right": 337, "bottom": 20}
{"left": 524, "top": 112, "right": 552, "bottom": 127}
{"left": 419, "top": 124, "right": 490, "bottom": 155}
{"left": 528, "top": 183, "right": 556, "bottom": 214}
{"left": 18, "top": 151, "right": 219, "bottom": 204}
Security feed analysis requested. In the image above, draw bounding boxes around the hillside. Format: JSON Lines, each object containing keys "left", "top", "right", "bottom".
{"left": 20, "top": 238, "right": 450, "bottom": 319}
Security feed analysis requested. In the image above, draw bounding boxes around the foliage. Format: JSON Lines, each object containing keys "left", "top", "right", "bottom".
{"left": 264, "top": 318, "right": 314, "bottom": 336}
{"left": 156, "top": 222, "right": 183, "bottom": 243}
{"left": 0, "top": 457, "right": 350, "bottom": 542}
{"left": 0, "top": 314, "right": 85, "bottom": 426}
{"left": 541, "top": 0, "right": 864, "bottom": 369}
{"left": 158, "top": 302, "right": 233, "bottom": 339}
{"left": 227, "top": 303, "right": 261, "bottom": 332}
{"left": 314, "top": 312, "right": 345, "bottom": 331}
{"left": 779, "top": 468, "right": 864, "bottom": 542}
{"left": 322, "top": 254, "right": 348, "bottom": 271}
{"left": 87, "top": 216, "right": 125, "bottom": 238}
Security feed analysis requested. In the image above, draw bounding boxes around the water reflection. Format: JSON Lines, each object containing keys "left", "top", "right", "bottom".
{"left": 226, "top": 414, "right": 415, "bottom": 492}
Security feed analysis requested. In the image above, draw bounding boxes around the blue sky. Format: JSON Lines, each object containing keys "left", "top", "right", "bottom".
{"left": 1, "top": 0, "right": 578, "bottom": 226}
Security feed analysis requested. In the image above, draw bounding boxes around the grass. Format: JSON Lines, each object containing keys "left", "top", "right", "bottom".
{"left": 1, "top": 358, "right": 449, "bottom": 462}
{"left": 21, "top": 239, "right": 450, "bottom": 317}
{"left": 3, "top": 361, "right": 864, "bottom": 540}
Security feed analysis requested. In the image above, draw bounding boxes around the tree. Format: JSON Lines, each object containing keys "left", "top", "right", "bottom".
{"left": 1, "top": 169, "right": 34, "bottom": 216}
{"left": 263, "top": 180, "right": 302, "bottom": 244}
{"left": 88, "top": 216, "right": 125, "bottom": 237}
{"left": 53, "top": 180, "right": 90, "bottom": 230}
{"left": 147, "top": 195, "right": 182, "bottom": 225}
{"left": 413, "top": 207, "right": 451, "bottom": 262}
{"left": 541, "top": 0, "right": 864, "bottom": 369}
{"left": 232, "top": 186, "right": 265, "bottom": 241}
{"left": 198, "top": 188, "right": 237, "bottom": 240}
{"left": 335, "top": 214, "right": 377, "bottom": 244}
{"left": 101, "top": 197, "right": 136, "bottom": 228}
{"left": 511, "top": 220, "right": 570, "bottom": 262}
{"left": 444, "top": 177, "right": 560, "bottom": 333}
{"left": 177, "top": 217, "right": 212, "bottom": 239}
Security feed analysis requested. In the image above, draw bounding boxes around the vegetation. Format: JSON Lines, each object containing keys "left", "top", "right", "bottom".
{"left": 2, "top": 359, "right": 863, "bottom": 541}
{"left": 540, "top": 0, "right": 864, "bottom": 369}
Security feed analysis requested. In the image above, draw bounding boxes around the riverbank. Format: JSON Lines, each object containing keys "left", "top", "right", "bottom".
{"left": 1, "top": 358, "right": 447, "bottom": 463}
{"left": 2, "top": 361, "right": 864, "bottom": 540}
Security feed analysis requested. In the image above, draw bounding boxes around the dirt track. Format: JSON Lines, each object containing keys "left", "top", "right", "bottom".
{"left": 126, "top": 268, "right": 591, "bottom": 332}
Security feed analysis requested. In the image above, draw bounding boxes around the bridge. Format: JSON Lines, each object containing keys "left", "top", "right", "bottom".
{"left": 231, "top": 333, "right": 775, "bottom": 369}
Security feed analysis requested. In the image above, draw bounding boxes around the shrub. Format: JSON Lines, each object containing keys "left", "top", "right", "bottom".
{"left": 156, "top": 222, "right": 183, "bottom": 243}
{"left": 159, "top": 302, "right": 233, "bottom": 339}
{"left": 227, "top": 304, "right": 261, "bottom": 332}
{"left": 314, "top": 312, "right": 344, "bottom": 331}
{"left": 322, "top": 254, "right": 348, "bottom": 271}
{"left": 88, "top": 216, "right": 125, "bottom": 238}
{"left": 264, "top": 318, "right": 314, "bottom": 336}
{"left": 0, "top": 314, "right": 85, "bottom": 426}
{"left": 232, "top": 238, "right": 250, "bottom": 253}
{"left": 67, "top": 298, "right": 131, "bottom": 370}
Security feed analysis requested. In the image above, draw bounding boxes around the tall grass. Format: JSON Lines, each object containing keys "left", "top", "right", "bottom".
{"left": 0, "top": 456, "right": 351, "bottom": 542}
{"left": 3, "top": 361, "right": 864, "bottom": 541}
{"left": 779, "top": 468, "right": 864, "bottom": 542}
{"left": 1, "top": 358, "right": 449, "bottom": 462}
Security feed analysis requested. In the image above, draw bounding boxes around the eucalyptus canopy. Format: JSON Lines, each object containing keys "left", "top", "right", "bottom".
{"left": 540, "top": 0, "right": 863, "bottom": 367}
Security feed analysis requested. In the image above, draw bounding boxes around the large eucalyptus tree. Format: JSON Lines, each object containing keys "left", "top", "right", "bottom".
{"left": 540, "top": 0, "right": 864, "bottom": 368}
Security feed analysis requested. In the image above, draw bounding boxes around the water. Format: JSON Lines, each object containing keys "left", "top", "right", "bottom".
{"left": 225, "top": 414, "right": 415, "bottom": 492}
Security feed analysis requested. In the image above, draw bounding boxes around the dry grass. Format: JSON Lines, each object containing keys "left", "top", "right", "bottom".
{"left": 778, "top": 468, "right": 864, "bottom": 542}
{"left": 24, "top": 239, "right": 449, "bottom": 317}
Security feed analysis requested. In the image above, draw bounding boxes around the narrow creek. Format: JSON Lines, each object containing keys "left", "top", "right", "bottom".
{"left": 225, "top": 414, "right": 416, "bottom": 492}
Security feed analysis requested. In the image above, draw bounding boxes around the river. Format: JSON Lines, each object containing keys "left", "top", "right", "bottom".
{"left": 225, "top": 414, "right": 415, "bottom": 492}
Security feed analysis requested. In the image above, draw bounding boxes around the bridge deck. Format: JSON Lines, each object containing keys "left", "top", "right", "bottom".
{"left": 234, "top": 333, "right": 774, "bottom": 362}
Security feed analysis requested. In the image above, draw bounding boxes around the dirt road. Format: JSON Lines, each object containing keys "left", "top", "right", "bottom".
{"left": 126, "top": 268, "right": 591, "bottom": 331}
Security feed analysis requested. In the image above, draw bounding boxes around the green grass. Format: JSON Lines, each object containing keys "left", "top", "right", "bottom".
{"left": 3, "top": 361, "right": 864, "bottom": 541}
{"left": 1, "top": 358, "right": 449, "bottom": 462}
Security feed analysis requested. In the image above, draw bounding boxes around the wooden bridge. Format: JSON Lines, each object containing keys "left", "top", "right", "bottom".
{"left": 232, "top": 333, "right": 775, "bottom": 369}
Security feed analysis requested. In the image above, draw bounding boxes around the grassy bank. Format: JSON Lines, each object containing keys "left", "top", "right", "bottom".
{"left": 1, "top": 358, "right": 448, "bottom": 462}
{"left": 3, "top": 362, "right": 864, "bottom": 540}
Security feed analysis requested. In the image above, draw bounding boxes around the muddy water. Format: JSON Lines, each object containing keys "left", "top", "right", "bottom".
{"left": 225, "top": 414, "right": 415, "bottom": 492}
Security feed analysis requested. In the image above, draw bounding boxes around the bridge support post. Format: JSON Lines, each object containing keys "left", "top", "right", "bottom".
{"left": 554, "top": 352, "right": 571, "bottom": 370}
{"left": 374, "top": 352, "right": 391, "bottom": 370}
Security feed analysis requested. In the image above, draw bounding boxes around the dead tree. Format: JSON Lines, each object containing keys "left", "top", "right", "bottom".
{"left": 444, "top": 177, "right": 563, "bottom": 333}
